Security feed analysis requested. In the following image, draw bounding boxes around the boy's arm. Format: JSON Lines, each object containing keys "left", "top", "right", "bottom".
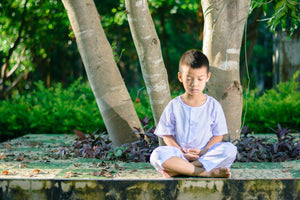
{"left": 163, "top": 135, "right": 199, "bottom": 161}
{"left": 201, "top": 135, "right": 223, "bottom": 156}
{"left": 187, "top": 135, "right": 223, "bottom": 156}
{"left": 163, "top": 135, "right": 182, "bottom": 150}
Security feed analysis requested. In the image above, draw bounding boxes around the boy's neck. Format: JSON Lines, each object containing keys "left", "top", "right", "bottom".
{"left": 181, "top": 93, "right": 207, "bottom": 107}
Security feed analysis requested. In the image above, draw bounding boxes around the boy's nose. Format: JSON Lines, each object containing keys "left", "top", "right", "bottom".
{"left": 191, "top": 80, "right": 199, "bottom": 86}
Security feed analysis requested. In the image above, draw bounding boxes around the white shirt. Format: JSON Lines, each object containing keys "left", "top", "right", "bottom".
{"left": 154, "top": 94, "right": 228, "bottom": 150}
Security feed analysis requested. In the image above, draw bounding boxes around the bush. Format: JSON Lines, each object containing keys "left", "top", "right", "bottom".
{"left": 69, "top": 116, "right": 158, "bottom": 162}
{"left": 0, "top": 79, "right": 104, "bottom": 141}
{"left": 235, "top": 125, "right": 300, "bottom": 162}
{"left": 243, "top": 71, "right": 300, "bottom": 133}
{"left": 0, "top": 79, "right": 162, "bottom": 141}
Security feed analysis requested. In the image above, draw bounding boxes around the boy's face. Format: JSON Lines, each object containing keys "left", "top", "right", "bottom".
{"left": 178, "top": 65, "right": 211, "bottom": 97}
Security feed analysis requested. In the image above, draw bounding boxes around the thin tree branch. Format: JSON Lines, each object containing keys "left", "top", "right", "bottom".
{"left": 5, "top": 73, "right": 27, "bottom": 94}
{"left": 7, "top": 47, "right": 26, "bottom": 78}
{"left": 1, "top": 0, "right": 28, "bottom": 98}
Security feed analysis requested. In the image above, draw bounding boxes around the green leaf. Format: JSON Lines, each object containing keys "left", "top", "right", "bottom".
{"left": 114, "top": 149, "right": 123, "bottom": 157}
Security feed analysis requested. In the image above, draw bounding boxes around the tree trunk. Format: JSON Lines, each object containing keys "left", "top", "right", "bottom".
{"left": 62, "top": 0, "right": 143, "bottom": 146}
{"left": 273, "top": 29, "right": 300, "bottom": 86}
{"left": 201, "top": 0, "right": 250, "bottom": 140}
{"left": 125, "top": 0, "right": 172, "bottom": 144}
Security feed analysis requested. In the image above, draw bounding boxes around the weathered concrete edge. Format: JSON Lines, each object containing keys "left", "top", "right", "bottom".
{"left": 1, "top": 179, "right": 299, "bottom": 200}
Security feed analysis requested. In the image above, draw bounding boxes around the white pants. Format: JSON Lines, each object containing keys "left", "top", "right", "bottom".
{"left": 150, "top": 142, "right": 237, "bottom": 172}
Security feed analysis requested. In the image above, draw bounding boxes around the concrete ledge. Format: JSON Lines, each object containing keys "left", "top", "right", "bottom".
{"left": 0, "top": 178, "right": 299, "bottom": 200}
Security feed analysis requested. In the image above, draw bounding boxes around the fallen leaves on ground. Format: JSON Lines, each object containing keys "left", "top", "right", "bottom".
{"left": 2, "top": 170, "right": 9, "bottom": 175}
{"left": 74, "top": 163, "right": 81, "bottom": 167}
{"left": 0, "top": 153, "right": 7, "bottom": 160}
{"left": 64, "top": 171, "right": 89, "bottom": 178}
{"left": 128, "top": 169, "right": 138, "bottom": 174}
{"left": 29, "top": 169, "right": 41, "bottom": 177}
{"left": 15, "top": 154, "right": 25, "bottom": 161}
{"left": 64, "top": 171, "right": 79, "bottom": 178}
{"left": 18, "top": 163, "right": 28, "bottom": 168}
{"left": 91, "top": 169, "right": 114, "bottom": 178}
{"left": 114, "top": 163, "right": 125, "bottom": 170}
{"left": 1, "top": 170, "right": 15, "bottom": 175}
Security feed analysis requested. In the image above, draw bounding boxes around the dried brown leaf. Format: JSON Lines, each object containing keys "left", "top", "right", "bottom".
{"left": 64, "top": 171, "right": 80, "bottom": 178}
{"left": 129, "top": 169, "right": 138, "bottom": 174}
{"left": 16, "top": 154, "right": 24, "bottom": 161}
{"left": 98, "top": 161, "right": 107, "bottom": 167}
{"left": 33, "top": 169, "right": 40, "bottom": 174}
{"left": 1, "top": 170, "right": 15, "bottom": 175}
{"left": 18, "top": 163, "right": 28, "bottom": 168}
{"left": 2, "top": 170, "right": 9, "bottom": 175}
{"left": 73, "top": 129, "right": 87, "bottom": 140}
{"left": 114, "top": 163, "right": 125, "bottom": 170}
{"left": 103, "top": 171, "right": 113, "bottom": 178}
{"left": 91, "top": 170, "right": 103, "bottom": 176}
{"left": 0, "top": 153, "right": 7, "bottom": 160}
{"left": 74, "top": 163, "right": 81, "bottom": 167}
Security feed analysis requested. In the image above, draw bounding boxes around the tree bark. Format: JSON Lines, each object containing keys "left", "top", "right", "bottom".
{"left": 201, "top": 0, "right": 250, "bottom": 140}
{"left": 62, "top": 0, "right": 143, "bottom": 146}
{"left": 125, "top": 0, "right": 172, "bottom": 144}
{"left": 273, "top": 29, "right": 300, "bottom": 86}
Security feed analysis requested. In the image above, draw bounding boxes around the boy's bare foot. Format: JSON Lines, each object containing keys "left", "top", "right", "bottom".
{"left": 160, "top": 169, "right": 178, "bottom": 178}
{"left": 194, "top": 167, "right": 231, "bottom": 178}
{"left": 208, "top": 167, "right": 231, "bottom": 178}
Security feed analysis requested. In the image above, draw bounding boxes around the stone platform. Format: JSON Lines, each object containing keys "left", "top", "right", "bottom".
{"left": 0, "top": 134, "right": 299, "bottom": 200}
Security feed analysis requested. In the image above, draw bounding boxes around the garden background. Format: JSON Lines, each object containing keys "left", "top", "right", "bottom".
{"left": 0, "top": 0, "right": 299, "bottom": 142}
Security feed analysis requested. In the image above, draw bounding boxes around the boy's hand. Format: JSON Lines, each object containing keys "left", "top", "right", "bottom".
{"left": 183, "top": 148, "right": 208, "bottom": 157}
{"left": 183, "top": 152, "right": 199, "bottom": 161}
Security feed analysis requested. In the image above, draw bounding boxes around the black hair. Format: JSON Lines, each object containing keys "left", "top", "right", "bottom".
{"left": 179, "top": 49, "right": 209, "bottom": 73}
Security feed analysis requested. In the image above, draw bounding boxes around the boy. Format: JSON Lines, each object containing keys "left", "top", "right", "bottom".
{"left": 150, "top": 49, "right": 237, "bottom": 178}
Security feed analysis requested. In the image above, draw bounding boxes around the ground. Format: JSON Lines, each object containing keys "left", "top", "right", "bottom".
{"left": 0, "top": 134, "right": 299, "bottom": 179}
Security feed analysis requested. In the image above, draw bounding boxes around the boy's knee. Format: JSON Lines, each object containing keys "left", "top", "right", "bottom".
{"left": 223, "top": 142, "right": 237, "bottom": 159}
{"left": 150, "top": 146, "right": 182, "bottom": 163}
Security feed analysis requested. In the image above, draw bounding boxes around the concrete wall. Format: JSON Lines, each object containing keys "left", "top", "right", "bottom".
{"left": 0, "top": 179, "right": 299, "bottom": 200}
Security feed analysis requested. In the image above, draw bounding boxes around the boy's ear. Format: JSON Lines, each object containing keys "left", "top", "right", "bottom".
{"left": 206, "top": 72, "right": 211, "bottom": 82}
{"left": 178, "top": 72, "right": 183, "bottom": 82}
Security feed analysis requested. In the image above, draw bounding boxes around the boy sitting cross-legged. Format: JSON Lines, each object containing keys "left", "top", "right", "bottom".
{"left": 150, "top": 49, "right": 237, "bottom": 178}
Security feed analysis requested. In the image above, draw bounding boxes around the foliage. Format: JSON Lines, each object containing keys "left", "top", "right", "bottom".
{"left": 0, "top": 0, "right": 78, "bottom": 92}
{"left": 1, "top": 0, "right": 204, "bottom": 92}
{"left": 71, "top": 116, "right": 158, "bottom": 162}
{"left": 250, "top": 0, "right": 300, "bottom": 37}
{"left": 235, "top": 124, "right": 300, "bottom": 162}
{"left": 0, "top": 78, "right": 104, "bottom": 141}
{"left": 0, "top": 78, "right": 160, "bottom": 141}
{"left": 68, "top": 119, "right": 299, "bottom": 163}
{"left": 243, "top": 71, "right": 300, "bottom": 132}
